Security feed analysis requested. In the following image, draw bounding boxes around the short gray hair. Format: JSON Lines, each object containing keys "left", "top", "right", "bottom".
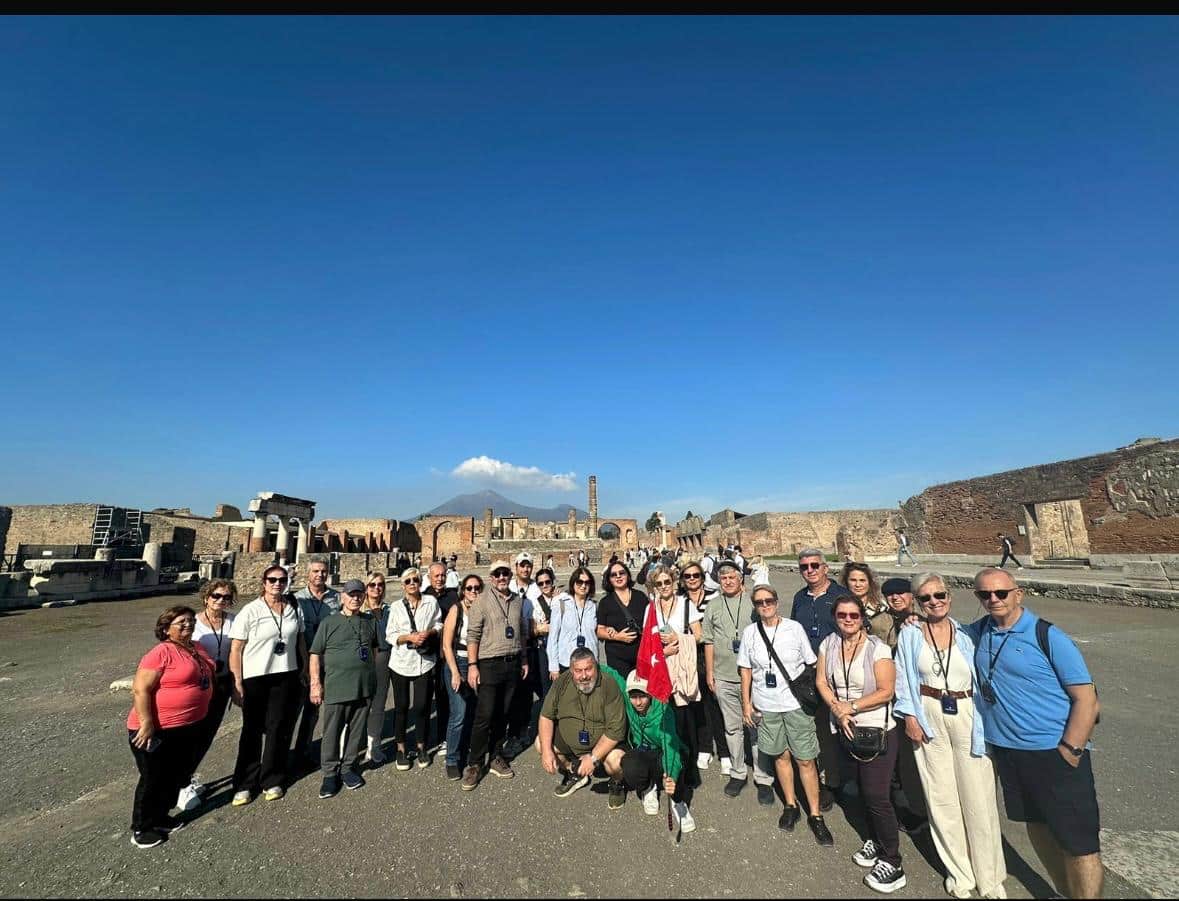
{"left": 569, "top": 647, "right": 597, "bottom": 666}
{"left": 974, "top": 567, "right": 1018, "bottom": 589}
{"left": 798, "top": 547, "right": 825, "bottom": 562}
{"left": 751, "top": 583, "right": 778, "bottom": 601}
{"left": 428, "top": 562, "right": 446, "bottom": 576}
{"left": 912, "top": 571, "right": 947, "bottom": 598}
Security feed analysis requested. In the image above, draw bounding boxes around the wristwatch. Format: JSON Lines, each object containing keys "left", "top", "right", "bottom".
{"left": 589, "top": 753, "right": 600, "bottom": 766}
{"left": 850, "top": 701, "right": 859, "bottom": 716}
{"left": 1059, "top": 741, "right": 1083, "bottom": 758}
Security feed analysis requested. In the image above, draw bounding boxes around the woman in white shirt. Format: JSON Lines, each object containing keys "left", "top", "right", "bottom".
{"left": 386, "top": 568, "right": 442, "bottom": 771}
{"left": 181, "top": 578, "right": 238, "bottom": 809}
{"left": 228, "top": 564, "right": 306, "bottom": 806}
{"left": 816, "top": 596, "right": 905, "bottom": 895}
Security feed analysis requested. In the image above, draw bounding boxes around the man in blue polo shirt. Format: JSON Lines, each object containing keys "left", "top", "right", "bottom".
{"left": 967, "top": 568, "right": 1102, "bottom": 900}
{"left": 790, "top": 547, "right": 850, "bottom": 811}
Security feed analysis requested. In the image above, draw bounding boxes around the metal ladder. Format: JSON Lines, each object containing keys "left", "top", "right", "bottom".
{"left": 92, "top": 506, "right": 115, "bottom": 546}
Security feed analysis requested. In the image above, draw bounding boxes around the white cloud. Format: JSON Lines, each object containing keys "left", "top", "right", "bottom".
{"left": 451, "top": 456, "right": 577, "bottom": 492}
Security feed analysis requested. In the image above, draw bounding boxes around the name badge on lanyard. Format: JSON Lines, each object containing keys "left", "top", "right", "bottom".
{"left": 359, "top": 646, "right": 370, "bottom": 662}
{"left": 273, "top": 641, "right": 287, "bottom": 655}
{"left": 731, "top": 639, "right": 741, "bottom": 654}
{"left": 765, "top": 672, "right": 778, "bottom": 688}
{"left": 576, "top": 635, "right": 586, "bottom": 648}
{"left": 578, "top": 728, "right": 591, "bottom": 746}
{"left": 505, "top": 625, "right": 515, "bottom": 640}
{"left": 941, "top": 694, "right": 958, "bottom": 715}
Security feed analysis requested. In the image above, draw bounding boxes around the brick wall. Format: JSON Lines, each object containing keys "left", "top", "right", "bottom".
{"left": 6, "top": 504, "right": 98, "bottom": 547}
{"left": 233, "top": 552, "right": 281, "bottom": 598}
{"left": 902, "top": 439, "right": 1179, "bottom": 557}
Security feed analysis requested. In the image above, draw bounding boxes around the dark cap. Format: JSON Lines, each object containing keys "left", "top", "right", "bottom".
{"left": 881, "top": 578, "right": 911, "bottom": 596}
{"left": 342, "top": 579, "right": 366, "bottom": 594}
{"left": 715, "top": 559, "right": 743, "bottom": 575}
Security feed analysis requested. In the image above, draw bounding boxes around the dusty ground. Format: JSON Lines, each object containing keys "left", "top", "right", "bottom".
{"left": 0, "top": 570, "right": 1172, "bottom": 898}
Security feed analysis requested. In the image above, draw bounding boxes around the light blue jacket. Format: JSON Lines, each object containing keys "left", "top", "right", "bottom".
{"left": 893, "top": 618, "right": 987, "bottom": 758}
{"left": 547, "top": 593, "right": 599, "bottom": 671}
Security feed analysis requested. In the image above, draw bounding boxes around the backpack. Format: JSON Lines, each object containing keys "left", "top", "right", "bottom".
{"left": 1034, "top": 618, "right": 1100, "bottom": 724}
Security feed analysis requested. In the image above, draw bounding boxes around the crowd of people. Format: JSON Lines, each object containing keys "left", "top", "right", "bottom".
{"left": 125, "top": 548, "right": 1104, "bottom": 898}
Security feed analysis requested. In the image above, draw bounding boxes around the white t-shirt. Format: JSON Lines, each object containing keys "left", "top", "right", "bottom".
{"left": 736, "top": 618, "right": 816, "bottom": 714}
{"left": 193, "top": 612, "right": 236, "bottom": 672}
{"left": 229, "top": 598, "right": 303, "bottom": 680}
{"left": 385, "top": 595, "right": 442, "bottom": 677}
{"left": 652, "top": 595, "right": 703, "bottom": 634}
{"left": 445, "top": 569, "right": 460, "bottom": 589}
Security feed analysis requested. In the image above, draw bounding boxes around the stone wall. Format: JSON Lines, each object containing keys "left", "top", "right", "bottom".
{"left": 485, "top": 540, "right": 606, "bottom": 565}
{"left": 678, "top": 509, "right": 898, "bottom": 559}
{"left": 902, "top": 439, "right": 1179, "bottom": 557}
{"left": 142, "top": 512, "right": 250, "bottom": 565}
{"left": 6, "top": 504, "right": 97, "bottom": 548}
{"left": 232, "top": 552, "right": 281, "bottom": 597}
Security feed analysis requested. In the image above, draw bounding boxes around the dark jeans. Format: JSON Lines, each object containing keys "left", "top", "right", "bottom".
{"left": 429, "top": 661, "right": 449, "bottom": 746}
{"left": 620, "top": 747, "right": 663, "bottom": 794}
{"left": 191, "top": 675, "right": 233, "bottom": 775}
{"left": 128, "top": 720, "right": 204, "bottom": 832}
{"left": 508, "top": 642, "right": 549, "bottom": 742}
{"left": 999, "top": 550, "right": 1023, "bottom": 568}
{"left": 232, "top": 671, "right": 302, "bottom": 793}
{"left": 841, "top": 728, "right": 902, "bottom": 868}
{"left": 672, "top": 702, "right": 699, "bottom": 804}
{"left": 694, "top": 652, "right": 729, "bottom": 760}
{"left": 893, "top": 729, "right": 927, "bottom": 818}
{"left": 390, "top": 670, "right": 431, "bottom": 749}
{"left": 366, "top": 649, "right": 392, "bottom": 744}
{"left": 467, "top": 656, "right": 518, "bottom": 766}
{"left": 293, "top": 695, "right": 321, "bottom": 760}
{"left": 444, "top": 659, "right": 476, "bottom": 768}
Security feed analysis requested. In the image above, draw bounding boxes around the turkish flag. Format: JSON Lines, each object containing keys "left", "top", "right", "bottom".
{"left": 636, "top": 605, "right": 673, "bottom": 703}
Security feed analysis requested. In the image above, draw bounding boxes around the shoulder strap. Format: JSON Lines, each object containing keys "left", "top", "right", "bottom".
{"left": 682, "top": 597, "right": 690, "bottom": 634}
{"left": 537, "top": 595, "right": 552, "bottom": 621}
{"left": 403, "top": 599, "right": 418, "bottom": 632}
{"left": 757, "top": 620, "right": 793, "bottom": 680}
{"left": 453, "top": 604, "right": 465, "bottom": 647}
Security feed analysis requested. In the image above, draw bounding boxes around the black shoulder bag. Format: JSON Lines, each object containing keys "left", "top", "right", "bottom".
{"left": 757, "top": 621, "right": 819, "bottom": 716}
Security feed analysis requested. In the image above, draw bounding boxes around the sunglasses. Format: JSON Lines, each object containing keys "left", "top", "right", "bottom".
{"left": 835, "top": 611, "right": 862, "bottom": 620}
{"left": 491, "top": 570, "right": 510, "bottom": 578}
{"left": 975, "top": 589, "right": 1016, "bottom": 601}
{"left": 799, "top": 562, "right": 823, "bottom": 571}
{"left": 753, "top": 599, "right": 777, "bottom": 607}
{"left": 264, "top": 576, "right": 288, "bottom": 584}
{"left": 209, "top": 592, "right": 232, "bottom": 601}
{"left": 917, "top": 591, "right": 949, "bottom": 603}
{"left": 368, "top": 582, "right": 385, "bottom": 588}
{"left": 536, "top": 579, "right": 553, "bottom": 587}
{"left": 574, "top": 578, "right": 592, "bottom": 586}
{"left": 610, "top": 570, "right": 627, "bottom": 578}
{"left": 653, "top": 579, "right": 673, "bottom": 587}
{"left": 403, "top": 578, "right": 421, "bottom": 585}
{"left": 683, "top": 572, "right": 703, "bottom": 580}
{"left": 463, "top": 584, "right": 482, "bottom": 593}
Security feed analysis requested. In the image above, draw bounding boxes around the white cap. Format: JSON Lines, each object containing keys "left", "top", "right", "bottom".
{"left": 514, "top": 552, "right": 533, "bottom": 565}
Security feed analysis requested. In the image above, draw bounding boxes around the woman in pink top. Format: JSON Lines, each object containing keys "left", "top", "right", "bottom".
{"left": 127, "top": 605, "right": 214, "bottom": 849}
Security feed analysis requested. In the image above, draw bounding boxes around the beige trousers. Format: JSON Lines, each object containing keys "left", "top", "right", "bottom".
{"left": 913, "top": 697, "right": 1007, "bottom": 898}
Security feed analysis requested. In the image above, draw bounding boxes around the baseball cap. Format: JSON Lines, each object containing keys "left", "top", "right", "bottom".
{"left": 882, "top": 578, "right": 912, "bottom": 595}
{"left": 626, "top": 670, "right": 649, "bottom": 695}
{"left": 514, "top": 552, "right": 532, "bottom": 565}
{"left": 715, "top": 559, "right": 742, "bottom": 575}
{"left": 489, "top": 560, "right": 511, "bottom": 575}
{"left": 342, "top": 579, "right": 366, "bottom": 594}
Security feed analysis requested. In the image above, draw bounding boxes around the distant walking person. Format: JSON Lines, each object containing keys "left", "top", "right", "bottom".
{"left": 896, "top": 531, "right": 917, "bottom": 567}
{"left": 996, "top": 533, "right": 1024, "bottom": 570}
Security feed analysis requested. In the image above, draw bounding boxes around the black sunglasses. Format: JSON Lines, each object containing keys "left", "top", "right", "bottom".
{"left": 799, "top": 562, "right": 823, "bottom": 571}
{"left": 682, "top": 571, "right": 703, "bottom": 579}
{"left": 574, "top": 578, "right": 592, "bottom": 586}
{"left": 264, "top": 576, "right": 288, "bottom": 584}
{"left": 463, "top": 584, "right": 483, "bottom": 592}
{"left": 917, "top": 591, "right": 948, "bottom": 603}
{"left": 491, "top": 570, "right": 510, "bottom": 578}
{"left": 975, "top": 589, "right": 1016, "bottom": 601}
{"left": 209, "top": 592, "right": 233, "bottom": 601}
{"left": 536, "top": 579, "right": 553, "bottom": 586}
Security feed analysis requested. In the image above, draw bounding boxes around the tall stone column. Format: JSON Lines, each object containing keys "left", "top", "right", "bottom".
{"left": 275, "top": 518, "right": 290, "bottom": 563}
{"left": 250, "top": 514, "right": 268, "bottom": 552}
{"left": 296, "top": 519, "right": 310, "bottom": 561}
{"left": 143, "top": 542, "right": 162, "bottom": 587}
{"left": 588, "top": 475, "right": 599, "bottom": 536}
{"left": 484, "top": 508, "right": 494, "bottom": 542}
{"left": 567, "top": 508, "right": 576, "bottom": 537}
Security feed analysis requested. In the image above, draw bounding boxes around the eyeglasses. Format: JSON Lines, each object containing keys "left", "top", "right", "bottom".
{"left": 491, "top": 570, "right": 510, "bottom": 578}
{"left": 653, "top": 579, "right": 673, "bottom": 587}
{"left": 171, "top": 620, "right": 196, "bottom": 629}
{"left": 463, "top": 584, "right": 482, "bottom": 593}
{"left": 835, "top": 611, "right": 862, "bottom": 620}
{"left": 264, "top": 576, "right": 288, "bottom": 584}
{"left": 975, "top": 588, "right": 1016, "bottom": 601}
{"left": 536, "top": 579, "right": 553, "bottom": 587}
{"left": 799, "top": 562, "right": 823, "bottom": 572}
{"left": 209, "top": 592, "right": 232, "bottom": 601}
{"left": 917, "top": 591, "right": 949, "bottom": 603}
{"left": 753, "top": 599, "right": 777, "bottom": 607}
{"left": 574, "top": 578, "right": 592, "bottom": 586}
{"left": 403, "top": 578, "right": 421, "bottom": 585}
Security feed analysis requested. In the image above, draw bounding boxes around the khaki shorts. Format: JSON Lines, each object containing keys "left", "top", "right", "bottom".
{"left": 758, "top": 708, "right": 819, "bottom": 760}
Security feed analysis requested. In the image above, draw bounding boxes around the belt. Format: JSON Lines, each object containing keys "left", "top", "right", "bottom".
{"left": 479, "top": 653, "right": 520, "bottom": 663}
{"left": 920, "top": 685, "right": 972, "bottom": 700}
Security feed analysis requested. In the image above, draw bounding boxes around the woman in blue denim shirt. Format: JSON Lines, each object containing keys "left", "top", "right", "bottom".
{"left": 894, "top": 573, "right": 1007, "bottom": 900}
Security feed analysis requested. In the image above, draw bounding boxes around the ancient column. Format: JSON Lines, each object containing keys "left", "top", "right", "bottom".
{"left": 250, "top": 513, "right": 268, "bottom": 552}
{"left": 296, "top": 519, "right": 310, "bottom": 561}
{"left": 588, "top": 475, "right": 599, "bottom": 535}
{"left": 275, "top": 518, "right": 290, "bottom": 563}
{"left": 567, "top": 508, "right": 576, "bottom": 536}
{"left": 142, "top": 542, "right": 162, "bottom": 587}
{"left": 484, "top": 508, "right": 494, "bottom": 542}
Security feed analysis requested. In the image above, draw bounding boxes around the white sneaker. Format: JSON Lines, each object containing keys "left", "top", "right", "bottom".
{"left": 720, "top": 758, "right": 732, "bottom": 777}
{"left": 176, "top": 779, "right": 203, "bottom": 812}
{"left": 641, "top": 784, "right": 659, "bottom": 815}
{"left": 675, "top": 801, "right": 696, "bottom": 833}
{"left": 696, "top": 752, "right": 712, "bottom": 771}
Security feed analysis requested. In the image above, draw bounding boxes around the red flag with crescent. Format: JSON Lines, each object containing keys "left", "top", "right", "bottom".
{"left": 636, "top": 604, "right": 673, "bottom": 703}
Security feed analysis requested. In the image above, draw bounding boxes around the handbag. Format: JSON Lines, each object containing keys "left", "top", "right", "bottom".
{"left": 844, "top": 724, "right": 888, "bottom": 762}
{"left": 756, "top": 621, "right": 819, "bottom": 716}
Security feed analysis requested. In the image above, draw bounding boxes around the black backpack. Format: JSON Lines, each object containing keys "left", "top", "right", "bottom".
{"left": 1035, "top": 618, "right": 1100, "bottom": 724}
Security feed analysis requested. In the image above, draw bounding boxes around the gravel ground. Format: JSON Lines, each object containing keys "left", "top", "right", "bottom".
{"left": 0, "top": 570, "right": 1163, "bottom": 898}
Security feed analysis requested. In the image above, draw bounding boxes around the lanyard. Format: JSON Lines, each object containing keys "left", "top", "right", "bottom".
{"left": 573, "top": 599, "right": 590, "bottom": 635}
{"left": 925, "top": 621, "right": 955, "bottom": 692}
{"left": 345, "top": 612, "right": 367, "bottom": 649}
{"left": 205, "top": 614, "right": 227, "bottom": 661}
{"left": 722, "top": 592, "right": 744, "bottom": 640}
{"left": 265, "top": 601, "right": 288, "bottom": 640}
{"left": 980, "top": 624, "right": 1015, "bottom": 683}
{"left": 491, "top": 588, "right": 513, "bottom": 622}
{"left": 171, "top": 640, "right": 209, "bottom": 681}
{"left": 839, "top": 634, "right": 864, "bottom": 705}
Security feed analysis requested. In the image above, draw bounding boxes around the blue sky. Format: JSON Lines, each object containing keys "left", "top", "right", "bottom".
{"left": 2, "top": 16, "right": 1177, "bottom": 523}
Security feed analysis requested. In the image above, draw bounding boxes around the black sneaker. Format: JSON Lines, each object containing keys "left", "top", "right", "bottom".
{"left": 131, "top": 829, "right": 165, "bottom": 849}
{"left": 808, "top": 814, "right": 835, "bottom": 846}
{"left": 757, "top": 784, "right": 776, "bottom": 806}
{"left": 319, "top": 775, "right": 341, "bottom": 799}
{"left": 446, "top": 765, "right": 462, "bottom": 782}
{"left": 865, "top": 860, "right": 907, "bottom": 894}
{"left": 607, "top": 780, "right": 626, "bottom": 810}
{"left": 416, "top": 747, "right": 431, "bottom": 769}
{"left": 777, "top": 804, "right": 800, "bottom": 832}
{"left": 723, "top": 777, "right": 747, "bottom": 798}
{"left": 819, "top": 785, "right": 836, "bottom": 812}
{"left": 158, "top": 815, "right": 186, "bottom": 834}
{"left": 554, "top": 772, "right": 590, "bottom": 798}
{"left": 395, "top": 750, "right": 411, "bottom": 771}
{"left": 341, "top": 771, "right": 365, "bottom": 791}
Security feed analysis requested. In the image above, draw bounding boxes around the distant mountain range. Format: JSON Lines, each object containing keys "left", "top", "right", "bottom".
{"left": 420, "top": 489, "right": 588, "bottom": 523}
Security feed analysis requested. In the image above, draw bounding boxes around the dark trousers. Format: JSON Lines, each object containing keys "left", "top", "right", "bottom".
{"left": 429, "top": 663, "right": 449, "bottom": 746}
{"left": 999, "top": 550, "right": 1023, "bottom": 568}
{"left": 509, "top": 643, "right": 548, "bottom": 742}
{"left": 620, "top": 747, "right": 663, "bottom": 793}
{"left": 815, "top": 699, "right": 843, "bottom": 788}
{"left": 128, "top": 720, "right": 204, "bottom": 832}
{"left": 841, "top": 728, "right": 902, "bottom": 868}
{"left": 893, "top": 730, "right": 927, "bottom": 818}
{"left": 293, "top": 696, "right": 320, "bottom": 760}
{"left": 467, "top": 657, "right": 518, "bottom": 766}
{"left": 320, "top": 699, "right": 368, "bottom": 776}
{"left": 191, "top": 676, "right": 233, "bottom": 775}
{"left": 694, "top": 653, "right": 729, "bottom": 760}
{"left": 232, "top": 671, "right": 302, "bottom": 793}
{"left": 672, "top": 702, "right": 699, "bottom": 804}
{"left": 366, "top": 649, "right": 392, "bottom": 744}
{"left": 390, "top": 670, "right": 431, "bottom": 748}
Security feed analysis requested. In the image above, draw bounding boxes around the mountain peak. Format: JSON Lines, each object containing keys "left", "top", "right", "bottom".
{"left": 421, "top": 491, "right": 587, "bottom": 522}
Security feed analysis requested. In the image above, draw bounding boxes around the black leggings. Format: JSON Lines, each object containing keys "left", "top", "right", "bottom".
{"left": 694, "top": 654, "right": 729, "bottom": 759}
{"left": 672, "top": 702, "right": 699, "bottom": 804}
{"left": 841, "top": 728, "right": 902, "bottom": 868}
{"left": 232, "top": 671, "right": 302, "bottom": 793}
{"left": 191, "top": 676, "right": 233, "bottom": 775}
{"left": 390, "top": 670, "right": 431, "bottom": 748}
{"left": 129, "top": 720, "right": 204, "bottom": 832}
